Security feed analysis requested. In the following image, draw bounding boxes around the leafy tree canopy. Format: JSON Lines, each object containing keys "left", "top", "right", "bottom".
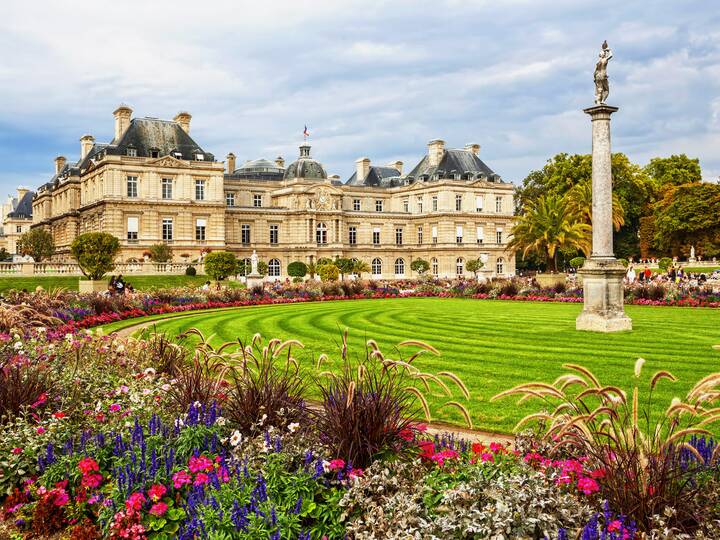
{"left": 70, "top": 232, "right": 120, "bottom": 280}
{"left": 410, "top": 259, "right": 430, "bottom": 275}
{"left": 644, "top": 154, "right": 702, "bottom": 189}
{"left": 17, "top": 228, "right": 54, "bottom": 262}
{"left": 204, "top": 251, "right": 237, "bottom": 281}
{"left": 287, "top": 261, "right": 308, "bottom": 278}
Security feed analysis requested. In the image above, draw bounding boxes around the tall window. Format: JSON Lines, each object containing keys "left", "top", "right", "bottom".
{"left": 348, "top": 226, "right": 357, "bottom": 245}
{"left": 496, "top": 230, "right": 503, "bottom": 244}
{"left": 195, "top": 218, "right": 206, "bottom": 241}
{"left": 162, "top": 218, "right": 173, "bottom": 242}
{"left": 496, "top": 258, "right": 504, "bottom": 274}
{"left": 417, "top": 226, "right": 423, "bottom": 244}
{"left": 395, "top": 227, "right": 403, "bottom": 246}
{"left": 403, "top": 199, "right": 409, "bottom": 213}
{"left": 456, "top": 257, "right": 464, "bottom": 276}
{"left": 316, "top": 222, "right": 327, "bottom": 244}
{"left": 269, "top": 224, "right": 278, "bottom": 244}
{"left": 253, "top": 194, "right": 262, "bottom": 207}
{"left": 371, "top": 258, "right": 382, "bottom": 276}
{"left": 475, "top": 195, "right": 483, "bottom": 212}
{"left": 417, "top": 197, "right": 423, "bottom": 213}
{"left": 431, "top": 257, "right": 438, "bottom": 276}
{"left": 394, "top": 258, "right": 405, "bottom": 275}
{"left": 432, "top": 196, "right": 438, "bottom": 211}
{"left": 241, "top": 224, "right": 251, "bottom": 244}
{"left": 127, "top": 176, "right": 138, "bottom": 198}
{"left": 477, "top": 226, "right": 484, "bottom": 244}
{"left": 195, "top": 179, "right": 205, "bottom": 201}
{"left": 372, "top": 227, "right": 380, "bottom": 245}
{"left": 455, "top": 194, "right": 463, "bottom": 211}
{"left": 456, "top": 225, "right": 463, "bottom": 244}
{"left": 268, "top": 258, "right": 281, "bottom": 277}
{"left": 432, "top": 225, "right": 438, "bottom": 244}
{"left": 225, "top": 192, "right": 235, "bottom": 207}
{"left": 353, "top": 199, "right": 361, "bottom": 211}
{"left": 495, "top": 196, "right": 503, "bottom": 213}
{"left": 161, "top": 178, "right": 172, "bottom": 199}
{"left": 375, "top": 200, "right": 383, "bottom": 212}
{"left": 127, "top": 217, "right": 138, "bottom": 242}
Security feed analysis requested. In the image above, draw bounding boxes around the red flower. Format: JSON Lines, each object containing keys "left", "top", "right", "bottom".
{"left": 125, "top": 492, "right": 146, "bottom": 511}
{"left": 11, "top": 447, "right": 23, "bottom": 454}
{"left": 147, "top": 484, "right": 167, "bottom": 502}
{"left": 52, "top": 411, "right": 66, "bottom": 419}
{"left": 81, "top": 473, "right": 103, "bottom": 489}
{"left": 149, "top": 502, "right": 168, "bottom": 516}
{"left": 78, "top": 457, "right": 100, "bottom": 474}
{"left": 328, "top": 459, "right": 345, "bottom": 471}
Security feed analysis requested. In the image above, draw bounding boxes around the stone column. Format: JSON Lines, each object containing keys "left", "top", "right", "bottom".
{"left": 576, "top": 105, "right": 632, "bottom": 332}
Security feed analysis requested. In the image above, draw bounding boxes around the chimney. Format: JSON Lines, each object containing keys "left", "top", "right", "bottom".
{"left": 17, "top": 186, "right": 29, "bottom": 200}
{"left": 355, "top": 157, "right": 371, "bottom": 181}
{"left": 226, "top": 152, "right": 236, "bottom": 174}
{"left": 174, "top": 111, "right": 192, "bottom": 134}
{"left": 275, "top": 156, "right": 285, "bottom": 169}
{"left": 113, "top": 105, "right": 133, "bottom": 142}
{"left": 80, "top": 134, "right": 95, "bottom": 160}
{"left": 427, "top": 139, "right": 445, "bottom": 167}
{"left": 54, "top": 156, "right": 67, "bottom": 175}
{"left": 388, "top": 160, "right": 403, "bottom": 175}
{"left": 464, "top": 143, "right": 480, "bottom": 156}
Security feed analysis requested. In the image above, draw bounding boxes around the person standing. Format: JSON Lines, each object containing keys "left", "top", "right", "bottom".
{"left": 644, "top": 266, "right": 652, "bottom": 281}
{"left": 626, "top": 265, "right": 636, "bottom": 283}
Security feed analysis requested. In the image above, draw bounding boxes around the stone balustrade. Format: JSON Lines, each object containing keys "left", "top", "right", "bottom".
{"left": 0, "top": 261, "right": 205, "bottom": 276}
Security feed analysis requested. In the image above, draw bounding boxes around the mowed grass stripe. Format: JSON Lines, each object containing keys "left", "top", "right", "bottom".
{"left": 141, "top": 298, "right": 720, "bottom": 433}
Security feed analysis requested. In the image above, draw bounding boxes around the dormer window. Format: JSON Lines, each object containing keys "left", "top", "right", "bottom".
{"left": 149, "top": 148, "right": 160, "bottom": 159}
{"left": 126, "top": 148, "right": 137, "bottom": 157}
{"left": 173, "top": 151, "right": 183, "bottom": 159}
{"left": 195, "top": 153, "right": 204, "bottom": 161}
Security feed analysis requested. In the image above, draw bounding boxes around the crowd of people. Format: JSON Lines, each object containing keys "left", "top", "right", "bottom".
{"left": 625, "top": 264, "right": 712, "bottom": 286}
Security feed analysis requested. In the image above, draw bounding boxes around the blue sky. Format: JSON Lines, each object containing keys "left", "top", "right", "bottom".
{"left": 1, "top": 0, "right": 718, "bottom": 196}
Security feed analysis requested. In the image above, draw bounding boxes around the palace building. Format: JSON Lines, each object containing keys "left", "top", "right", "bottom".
{"left": 26, "top": 106, "right": 515, "bottom": 279}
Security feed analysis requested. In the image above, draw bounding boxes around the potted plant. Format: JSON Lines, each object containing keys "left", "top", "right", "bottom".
{"left": 70, "top": 232, "right": 121, "bottom": 292}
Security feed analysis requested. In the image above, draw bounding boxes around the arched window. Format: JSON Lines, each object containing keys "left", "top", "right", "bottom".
{"left": 371, "top": 258, "right": 382, "bottom": 276}
{"left": 456, "top": 257, "right": 464, "bottom": 276}
{"left": 316, "top": 222, "right": 327, "bottom": 244}
{"left": 496, "top": 257, "right": 504, "bottom": 275}
{"left": 394, "top": 258, "right": 405, "bottom": 276}
{"left": 240, "top": 258, "right": 251, "bottom": 276}
{"left": 431, "top": 257, "right": 438, "bottom": 276}
{"left": 268, "top": 258, "right": 281, "bottom": 277}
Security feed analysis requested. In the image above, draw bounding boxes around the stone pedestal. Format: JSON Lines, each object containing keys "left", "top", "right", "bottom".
{"left": 245, "top": 272, "right": 264, "bottom": 290}
{"left": 79, "top": 279, "right": 110, "bottom": 293}
{"left": 576, "top": 258, "right": 632, "bottom": 332}
{"left": 576, "top": 104, "right": 632, "bottom": 332}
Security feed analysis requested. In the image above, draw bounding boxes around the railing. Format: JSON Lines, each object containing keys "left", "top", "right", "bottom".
{"left": 0, "top": 262, "right": 205, "bottom": 277}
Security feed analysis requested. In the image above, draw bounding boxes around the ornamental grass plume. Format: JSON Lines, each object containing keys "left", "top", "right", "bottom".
{"left": 493, "top": 359, "right": 720, "bottom": 533}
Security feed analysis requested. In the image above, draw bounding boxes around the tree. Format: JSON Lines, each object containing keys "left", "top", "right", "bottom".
{"left": 638, "top": 216, "right": 656, "bottom": 260}
{"left": 307, "top": 262, "right": 317, "bottom": 279}
{"left": 70, "top": 232, "right": 120, "bottom": 280}
{"left": 410, "top": 258, "right": 430, "bottom": 276}
{"left": 318, "top": 263, "right": 339, "bottom": 281}
{"left": 508, "top": 194, "right": 591, "bottom": 272}
{"left": 17, "top": 228, "right": 54, "bottom": 262}
{"left": 257, "top": 261, "right": 268, "bottom": 276}
{"left": 465, "top": 258, "right": 484, "bottom": 278}
{"left": 204, "top": 251, "right": 237, "bottom": 281}
{"left": 334, "top": 258, "right": 355, "bottom": 280}
{"left": 149, "top": 243, "right": 173, "bottom": 263}
{"left": 569, "top": 256, "right": 585, "bottom": 269}
{"left": 565, "top": 180, "right": 625, "bottom": 232}
{"left": 352, "top": 259, "right": 370, "bottom": 279}
{"left": 287, "top": 261, "right": 308, "bottom": 278}
{"left": 644, "top": 154, "right": 702, "bottom": 189}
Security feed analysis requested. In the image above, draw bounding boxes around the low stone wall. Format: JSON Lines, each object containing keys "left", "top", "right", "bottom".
{"left": 0, "top": 261, "right": 205, "bottom": 277}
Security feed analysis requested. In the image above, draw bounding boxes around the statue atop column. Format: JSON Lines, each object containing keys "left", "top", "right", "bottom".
{"left": 594, "top": 40, "right": 613, "bottom": 105}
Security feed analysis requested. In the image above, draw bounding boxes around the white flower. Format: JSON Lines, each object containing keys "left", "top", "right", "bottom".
{"left": 229, "top": 430, "right": 242, "bottom": 447}
{"left": 13, "top": 333, "right": 20, "bottom": 340}
{"left": 95, "top": 401, "right": 103, "bottom": 412}
{"left": 175, "top": 418, "right": 185, "bottom": 428}
{"left": 322, "top": 460, "right": 331, "bottom": 473}
{"left": 13, "top": 341, "right": 23, "bottom": 350}
{"left": 130, "top": 393, "right": 142, "bottom": 403}
{"left": 287, "top": 422, "right": 300, "bottom": 433}
{"left": 259, "top": 414, "right": 267, "bottom": 425}
{"left": 124, "top": 421, "right": 133, "bottom": 428}
{"left": 193, "top": 401, "right": 202, "bottom": 409}
{"left": 65, "top": 333, "right": 74, "bottom": 342}
{"left": 161, "top": 384, "right": 171, "bottom": 392}
{"left": 116, "top": 344, "right": 125, "bottom": 353}
{"left": 144, "top": 367, "right": 156, "bottom": 378}
{"left": 142, "top": 389, "right": 152, "bottom": 396}
{"left": 215, "top": 416, "right": 227, "bottom": 426}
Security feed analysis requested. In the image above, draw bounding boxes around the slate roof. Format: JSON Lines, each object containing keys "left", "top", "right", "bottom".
{"left": 406, "top": 148, "right": 500, "bottom": 182}
{"left": 108, "top": 118, "right": 215, "bottom": 161}
{"left": 283, "top": 144, "right": 327, "bottom": 181}
{"left": 227, "top": 158, "right": 285, "bottom": 181}
{"left": 8, "top": 190, "right": 35, "bottom": 218}
{"left": 346, "top": 166, "right": 403, "bottom": 188}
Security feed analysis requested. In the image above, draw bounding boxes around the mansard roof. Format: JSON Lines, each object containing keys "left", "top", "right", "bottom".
{"left": 346, "top": 166, "right": 403, "bottom": 188}
{"left": 8, "top": 190, "right": 35, "bottom": 219}
{"left": 226, "top": 158, "right": 285, "bottom": 181}
{"left": 407, "top": 148, "right": 500, "bottom": 182}
{"left": 108, "top": 118, "right": 215, "bottom": 161}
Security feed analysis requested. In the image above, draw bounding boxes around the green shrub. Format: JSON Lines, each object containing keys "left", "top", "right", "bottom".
{"left": 287, "top": 261, "right": 308, "bottom": 278}
{"left": 618, "top": 258, "right": 629, "bottom": 268}
{"left": 466, "top": 258, "right": 484, "bottom": 276}
{"left": 70, "top": 232, "right": 120, "bottom": 280}
{"left": 204, "top": 251, "right": 237, "bottom": 281}
{"left": 659, "top": 257, "right": 672, "bottom": 271}
{"left": 319, "top": 264, "right": 340, "bottom": 282}
{"left": 411, "top": 259, "right": 430, "bottom": 275}
{"left": 569, "top": 256, "right": 586, "bottom": 269}
{"left": 17, "top": 228, "right": 54, "bottom": 262}
{"left": 334, "top": 258, "right": 355, "bottom": 279}
{"left": 185, "top": 265, "right": 197, "bottom": 276}
{"left": 149, "top": 243, "right": 173, "bottom": 263}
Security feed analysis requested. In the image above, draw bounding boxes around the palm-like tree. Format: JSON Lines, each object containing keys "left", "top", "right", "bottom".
{"left": 352, "top": 259, "right": 371, "bottom": 279}
{"left": 509, "top": 194, "right": 591, "bottom": 272}
{"left": 566, "top": 180, "right": 625, "bottom": 231}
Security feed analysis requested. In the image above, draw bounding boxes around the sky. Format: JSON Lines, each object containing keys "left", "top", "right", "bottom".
{"left": 0, "top": 0, "right": 719, "bottom": 196}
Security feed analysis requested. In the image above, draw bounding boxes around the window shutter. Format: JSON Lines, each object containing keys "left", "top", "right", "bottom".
{"left": 127, "top": 217, "right": 139, "bottom": 233}
{"left": 196, "top": 218, "right": 207, "bottom": 227}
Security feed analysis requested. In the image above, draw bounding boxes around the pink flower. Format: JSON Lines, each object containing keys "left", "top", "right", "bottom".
{"left": 36, "top": 426, "right": 46, "bottom": 435}
{"left": 31, "top": 393, "right": 48, "bottom": 408}
{"left": 489, "top": 442, "right": 504, "bottom": 453}
{"left": 194, "top": 473, "right": 210, "bottom": 486}
{"left": 81, "top": 473, "right": 103, "bottom": 489}
{"left": 125, "top": 492, "right": 146, "bottom": 511}
{"left": 348, "top": 468, "right": 363, "bottom": 479}
{"left": 328, "top": 459, "right": 346, "bottom": 471}
{"left": 53, "top": 490, "right": 69, "bottom": 506}
{"left": 577, "top": 476, "right": 600, "bottom": 495}
{"left": 608, "top": 520, "right": 622, "bottom": 533}
{"left": 147, "top": 484, "right": 167, "bottom": 502}
{"left": 480, "top": 452, "right": 494, "bottom": 463}
{"left": 188, "top": 455, "right": 214, "bottom": 473}
{"left": 172, "top": 470, "right": 192, "bottom": 489}
{"left": 78, "top": 457, "right": 100, "bottom": 474}
{"left": 11, "top": 447, "right": 23, "bottom": 454}
{"left": 109, "top": 403, "right": 121, "bottom": 413}
{"left": 149, "top": 502, "right": 168, "bottom": 516}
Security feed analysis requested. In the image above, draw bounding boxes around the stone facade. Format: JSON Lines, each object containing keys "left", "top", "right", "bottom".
{"left": 0, "top": 188, "right": 34, "bottom": 255}
{"left": 30, "top": 106, "right": 516, "bottom": 279}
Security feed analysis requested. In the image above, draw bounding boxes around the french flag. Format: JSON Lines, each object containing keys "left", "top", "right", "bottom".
{"left": 303, "top": 125, "right": 309, "bottom": 138}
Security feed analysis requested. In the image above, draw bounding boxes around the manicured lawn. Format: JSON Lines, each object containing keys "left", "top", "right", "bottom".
{"left": 0, "top": 274, "right": 217, "bottom": 293}
{"left": 123, "top": 298, "right": 720, "bottom": 435}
